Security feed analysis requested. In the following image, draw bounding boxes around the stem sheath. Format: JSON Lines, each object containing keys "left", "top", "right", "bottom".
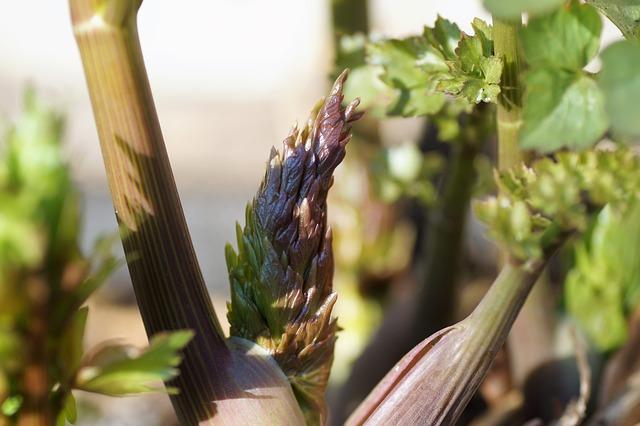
{"left": 347, "top": 260, "right": 547, "bottom": 425}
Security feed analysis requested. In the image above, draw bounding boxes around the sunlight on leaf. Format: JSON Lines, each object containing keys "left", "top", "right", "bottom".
{"left": 521, "top": 1, "right": 602, "bottom": 70}
{"left": 520, "top": 70, "right": 608, "bottom": 151}
{"left": 519, "top": 2, "right": 607, "bottom": 151}
{"left": 75, "top": 331, "right": 193, "bottom": 396}
{"left": 566, "top": 204, "right": 640, "bottom": 350}
{"left": 587, "top": 0, "right": 640, "bottom": 40}
{"left": 599, "top": 40, "right": 640, "bottom": 138}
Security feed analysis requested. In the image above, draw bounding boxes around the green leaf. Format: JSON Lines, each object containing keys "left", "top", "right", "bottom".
{"left": 368, "top": 37, "right": 443, "bottom": 88}
{"left": 484, "top": 0, "right": 565, "bottom": 21}
{"left": 520, "top": 69, "right": 608, "bottom": 151}
{"left": 367, "top": 37, "right": 447, "bottom": 116}
{"left": 0, "top": 89, "right": 82, "bottom": 273}
{"left": 599, "top": 40, "right": 640, "bottom": 138}
{"left": 386, "top": 87, "right": 447, "bottom": 117}
{"left": 521, "top": 1, "right": 603, "bottom": 71}
{"left": 58, "top": 307, "right": 89, "bottom": 382}
{"left": 56, "top": 394, "right": 77, "bottom": 426}
{"left": 470, "top": 18, "right": 494, "bottom": 51}
{"left": 334, "top": 34, "right": 395, "bottom": 115}
{"left": 565, "top": 204, "right": 640, "bottom": 350}
{"left": 587, "top": 0, "right": 640, "bottom": 40}
{"left": 434, "top": 20, "right": 503, "bottom": 105}
{"left": 476, "top": 149, "right": 640, "bottom": 262}
{"left": 519, "top": 2, "right": 607, "bottom": 151}
{"left": 435, "top": 19, "right": 503, "bottom": 104}
{"left": 356, "top": 17, "right": 501, "bottom": 116}
{"left": 1, "top": 395, "right": 22, "bottom": 416}
{"left": 0, "top": 197, "right": 45, "bottom": 269}
{"left": 422, "top": 16, "right": 462, "bottom": 60}
{"left": 76, "top": 330, "right": 193, "bottom": 396}
{"left": 71, "top": 234, "right": 121, "bottom": 307}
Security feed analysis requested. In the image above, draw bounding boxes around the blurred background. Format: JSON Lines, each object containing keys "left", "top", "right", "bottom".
{"left": 0, "top": 1, "right": 627, "bottom": 425}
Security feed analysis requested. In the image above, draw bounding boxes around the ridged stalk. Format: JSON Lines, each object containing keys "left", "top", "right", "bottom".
{"left": 69, "top": 1, "right": 229, "bottom": 423}
{"left": 492, "top": 18, "right": 524, "bottom": 171}
{"left": 71, "top": 3, "right": 361, "bottom": 424}
{"left": 347, "top": 260, "right": 547, "bottom": 425}
{"left": 493, "top": 16, "right": 555, "bottom": 384}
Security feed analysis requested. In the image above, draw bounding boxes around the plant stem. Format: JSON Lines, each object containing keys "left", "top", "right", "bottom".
{"left": 70, "top": 1, "right": 229, "bottom": 423}
{"left": 492, "top": 18, "right": 524, "bottom": 171}
{"left": 331, "top": 110, "right": 488, "bottom": 424}
{"left": 18, "top": 278, "right": 52, "bottom": 426}
{"left": 347, "top": 259, "right": 548, "bottom": 425}
{"left": 411, "top": 111, "right": 486, "bottom": 342}
{"left": 492, "top": 16, "right": 556, "bottom": 385}
{"left": 468, "top": 261, "right": 544, "bottom": 356}
{"left": 331, "top": 0, "right": 369, "bottom": 40}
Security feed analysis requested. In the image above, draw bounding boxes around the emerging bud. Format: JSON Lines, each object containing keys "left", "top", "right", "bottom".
{"left": 226, "top": 70, "right": 362, "bottom": 424}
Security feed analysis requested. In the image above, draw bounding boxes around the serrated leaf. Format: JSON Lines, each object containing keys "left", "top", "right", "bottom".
{"left": 439, "top": 24, "right": 503, "bottom": 104}
{"left": 520, "top": 69, "right": 608, "bottom": 151}
{"left": 368, "top": 37, "right": 442, "bottom": 88}
{"left": 457, "top": 34, "right": 491, "bottom": 71}
{"left": 484, "top": 0, "right": 566, "bottom": 21}
{"left": 359, "top": 17, "right": 501, "bottom": 115}
{"left": 599, "top": 40, "right": 640, "bottom": 138}
{"left": 521, "top": 1, "right": 602, "bottom": 71}
{"left": 367, "top": 37, "right": 447, "bottom": 116}
{"left": 76, "top": 331, "right": 193, "bottom": 396}
{"left": 587, "top": 0, "right": 640, "bottom": 40}
{"left": 471, "top": 18, "right": 493, "bottom": 45}
{"left": 422, "top": 16, "right": 462, "bottom": 60}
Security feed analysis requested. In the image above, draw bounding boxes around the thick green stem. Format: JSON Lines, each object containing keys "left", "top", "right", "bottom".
{"left": 412, "top": 115, "right": 485, "bottom": 342}
{"left": 331, "top": 0, "right": 369, "bottom": 40}
{"left": 493, "top": 16, "right": 556, "bottom": 385}
{"left": 331, "top": 0, "right": 378, "bottom": 143}
{"left": 70, "top": 1, "right": 229, "bottom": 423}
{"left": 492, "top": 18, "right": 524, "bottom": 171}
{"left": 468, "top": 261, "right": 544, "bottom": 349}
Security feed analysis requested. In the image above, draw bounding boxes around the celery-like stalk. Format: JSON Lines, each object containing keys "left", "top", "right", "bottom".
{"left": 70, "top": 1, "right": 229, "bottom": 422}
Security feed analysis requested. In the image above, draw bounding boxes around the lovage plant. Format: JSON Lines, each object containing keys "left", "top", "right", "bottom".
{"left": 17, "top": 0, "right": 636, "bottom": 424}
